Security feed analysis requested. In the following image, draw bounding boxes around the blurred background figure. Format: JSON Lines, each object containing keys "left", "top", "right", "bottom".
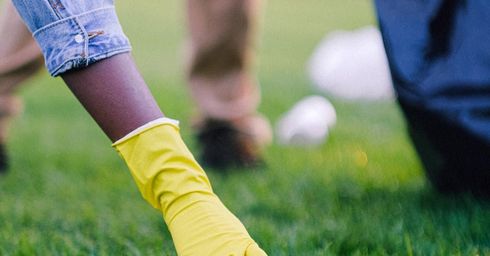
{"left": 185, "top": 0, "right": 271, "bottom": 169}
{"left": 0, "top": 0, "right": 271, "bottom": 173}
{"left": 0, "top": 1, "right": 43, "bottom": 172}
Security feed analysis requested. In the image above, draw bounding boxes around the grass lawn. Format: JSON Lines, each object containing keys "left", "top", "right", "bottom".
{"left": 1, "top": 0, "right": 490, "bottom": 255}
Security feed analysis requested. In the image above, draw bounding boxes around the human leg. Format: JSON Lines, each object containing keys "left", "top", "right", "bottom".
{"left": 375, "top": 0, "right": 490, "bottom": 196}
{"left": 400, "top": 101, "right": 490, "bottom": 196}
{"left": 11, "top": 0, "right": 266, "bottom": 254}
{"left": 0, "top": 0, "right": 43, "bottom": 172}
{"left": 185, "top": 0, "right": 271, "bottom": 169}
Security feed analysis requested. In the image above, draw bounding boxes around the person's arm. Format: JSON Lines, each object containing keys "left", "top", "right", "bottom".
{"left": 10, "top": 0, "right": 266, "bottom": 254}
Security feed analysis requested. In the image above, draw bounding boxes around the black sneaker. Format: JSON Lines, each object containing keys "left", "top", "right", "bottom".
{"left": 197, "top": 119, "right": 263, "bottom": 170}
{"left": 0, "top": 144, "right": 9, "bottom": 174}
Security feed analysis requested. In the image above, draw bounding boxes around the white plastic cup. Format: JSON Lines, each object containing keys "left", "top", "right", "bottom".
{"left": 276, "top": 95, "right": 336, "bottom": 146}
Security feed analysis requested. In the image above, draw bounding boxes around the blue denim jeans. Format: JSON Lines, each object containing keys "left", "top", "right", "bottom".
{"left": 11, "top": 0, "right": 131, "bottom": 76}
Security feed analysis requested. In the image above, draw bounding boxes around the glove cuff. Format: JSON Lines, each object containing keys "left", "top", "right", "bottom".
{"left": 112, "top": 117, "right": 180, "bottom": 147}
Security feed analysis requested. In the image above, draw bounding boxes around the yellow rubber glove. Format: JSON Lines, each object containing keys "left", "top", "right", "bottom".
{"left": 113, "top": 118, "right": 267, "bottom": 256}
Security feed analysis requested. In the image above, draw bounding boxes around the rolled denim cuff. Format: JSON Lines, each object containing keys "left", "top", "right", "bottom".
{"left": 32, "top": 7, "right": 131, "bottom": 76}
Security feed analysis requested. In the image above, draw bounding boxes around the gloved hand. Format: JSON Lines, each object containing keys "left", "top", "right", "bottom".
{"left": 113, "top": 118, "right": 266, "bottom": 255}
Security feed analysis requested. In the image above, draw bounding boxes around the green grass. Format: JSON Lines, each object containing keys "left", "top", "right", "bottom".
{"left": 1, "top": 0, "right": 490, "bottom": 255}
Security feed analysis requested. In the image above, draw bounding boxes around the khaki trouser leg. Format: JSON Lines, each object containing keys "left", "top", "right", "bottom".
{"left": 185, "top": 0, "right": 271, "bottom": 145}
{"left": 0, "top": 0, "right": 43, "bottom": 144}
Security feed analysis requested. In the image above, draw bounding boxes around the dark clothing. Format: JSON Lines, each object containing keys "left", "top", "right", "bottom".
{"left": 375, "top": 0, "right": 490, "bottom": 195}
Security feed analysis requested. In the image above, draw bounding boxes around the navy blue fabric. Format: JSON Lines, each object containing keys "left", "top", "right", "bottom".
{"left": 375, "top": 0, "right": 490, "bottom": 194}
